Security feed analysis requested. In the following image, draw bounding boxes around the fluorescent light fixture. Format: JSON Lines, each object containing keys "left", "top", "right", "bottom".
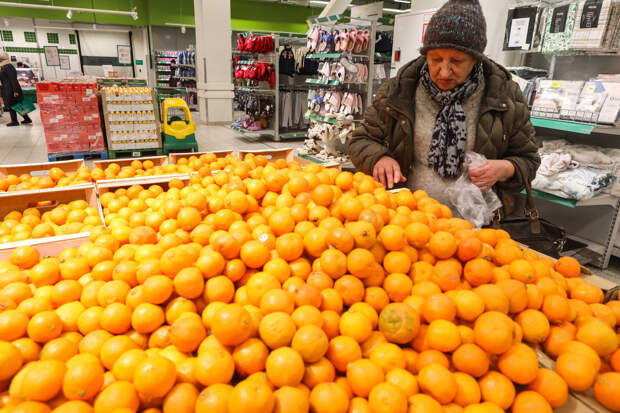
{"left": 165, "top": 22, "right": 195, "bottom": 28}
{"left": 181, "top": 26, "right": 186, "bottom": 34}
{"left": 0, "top": 2, "right": 138, "bottom": 20}
{"left": 309, "top": 0, "right": 329, "bottom": 4}
{"left": 392, "top": 0, "right": 411, "bottom": 3}
{"left": 66, "top": 10, "right": 72, "bottom": 19}
{"left": 383, "top": 7, "right": 409, "bottom": 13}
{"left": 3, "top": 18, "right": 8, "bottom": 27}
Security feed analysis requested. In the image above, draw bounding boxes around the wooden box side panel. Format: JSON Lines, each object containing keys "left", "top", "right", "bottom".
{"left": 0, "top": 185, "right": 98, "bottom": 219}
{"left": 169, "top": 150, "right": 235, "bottom": 164}
{"left": 238, "top": 149, "right": 294, "bottom": 162}
{"left": 0, "top": 159, "right": 85, "bottom": 178}
{"left": 93, "top": 155, "right": 169, "bottom": 170}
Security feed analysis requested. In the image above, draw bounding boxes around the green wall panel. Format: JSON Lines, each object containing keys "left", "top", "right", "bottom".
{"left": 0, "top": 0, "right": 318, "bottom": 33}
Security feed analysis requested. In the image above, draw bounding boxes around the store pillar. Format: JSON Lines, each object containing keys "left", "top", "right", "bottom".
{"left": 318, "top": 0, "right": 352, "bottom": 17}
{"left": 194, "top": 0, "right": 234, "bottom": 124}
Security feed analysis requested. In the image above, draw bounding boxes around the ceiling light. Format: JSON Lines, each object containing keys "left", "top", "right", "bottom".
{"left": 383, "top": 7, "right": 409, "bottom": 13}
{"left": 392, "top": 0, "right": 411, "bottom": 3}
{"left": 131, "top": 7, "right": 138, "bottom": 21}
{"left": 181, "top": 25, "right": 186, "bottom": 34}
{"left": 3, "top": 18, "right": 8, "bottom": 27}
{"left": 309, "top": 0, "right": 329, "bottom": 4}
{"left": 164, "top": 22, "right": 195, "bottom": 28}
{"left": 66, "top": 9, "right": 72, "bottom": 19}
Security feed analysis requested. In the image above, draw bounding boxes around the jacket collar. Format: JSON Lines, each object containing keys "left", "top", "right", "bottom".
{"left": 387, "top": 56, "right": 512, "bottom": 117}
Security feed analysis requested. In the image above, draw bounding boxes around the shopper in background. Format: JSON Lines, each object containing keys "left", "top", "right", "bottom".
{"left": 0, "top": 52, "right": 32, "bottom": 127}
{"left": 348, "top": 0, "right": 539, "bottom": 206}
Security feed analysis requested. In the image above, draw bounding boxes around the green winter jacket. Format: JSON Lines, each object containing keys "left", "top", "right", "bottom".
{"left": 347, "top": 56, "right": 540, "bottom": 193}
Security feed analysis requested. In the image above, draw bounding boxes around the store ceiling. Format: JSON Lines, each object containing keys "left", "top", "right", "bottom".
{"left": 249, "top": 0, "right": 411, "bottom": 14}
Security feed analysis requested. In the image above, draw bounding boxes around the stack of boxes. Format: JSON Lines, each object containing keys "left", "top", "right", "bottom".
{"left": 102, "top": 87, "right": 161, "bottom": 151}
{"left": 36, "top": 80, "right": 105, "bottom": 154}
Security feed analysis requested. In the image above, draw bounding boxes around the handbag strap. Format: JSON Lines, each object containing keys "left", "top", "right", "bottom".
{"left": 514, "top": 161, "right": 541, "bottom": 235}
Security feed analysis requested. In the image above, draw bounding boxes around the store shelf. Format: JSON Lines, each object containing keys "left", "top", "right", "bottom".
{"left": 531, "top": 117, "right": 620, "bottom": 136}
{"left": 230, "top": 125, "right": 276, "bottom": 136}
{"left": 307, "top": 113, "right": 339, "bottom": 125}
{"left": 306, "top": 52, "right": 369, "bottom": 59}
{"left": 306, "top": 78, "right": 342, "bottom": 86}
{"left": 527, "top": 188, "right": 619, "bottom": 208}
{"left": 279, "top": 132, "right": 308, "bottom": 140}
{"left": 178, "top": 76, "right": 196, "bottom": 80}
{"left": 177, "top": 64, "right": 195, "bottom": 68}
{"left": 235, "top": 86, "right": 276, "bottom": 93}
{"left": 186, "top": 88, "right": 197, "bottom": 92}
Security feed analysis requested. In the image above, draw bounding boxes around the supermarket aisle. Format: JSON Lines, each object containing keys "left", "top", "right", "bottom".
{"left": 0, "top": 109, "right": 302, "bottom": 165}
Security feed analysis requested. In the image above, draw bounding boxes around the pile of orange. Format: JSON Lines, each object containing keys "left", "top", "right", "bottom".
{"left": 0, "top": 153, "right": 235, "bottom": 193}
{"left": 0, "top": 201, "right": 102, "bottom": 243}
{"left": 0, "top": 153, "right": 619, "bottom": 413}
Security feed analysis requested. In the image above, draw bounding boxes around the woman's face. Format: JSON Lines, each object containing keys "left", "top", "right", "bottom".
{"left": 426, "top": 48, "right": 477, "bottom": 91}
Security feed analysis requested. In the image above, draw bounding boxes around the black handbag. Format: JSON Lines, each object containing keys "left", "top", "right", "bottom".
{"left": 486, "top": 164, "right": 567, "bottom": 258}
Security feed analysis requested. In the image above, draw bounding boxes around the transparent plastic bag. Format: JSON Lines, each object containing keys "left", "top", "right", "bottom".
{"left": 446, "top": 152, "right": 503, "bottom": 228}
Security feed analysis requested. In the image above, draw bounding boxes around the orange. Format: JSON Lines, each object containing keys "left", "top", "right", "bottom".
{"left": 334, "top": 275, "right": 365, "bottom": 306}
{"left": 428, "top": 231, "right": 457, "bottom": 259}
{"left": 303, "top": 357, "right": 336, "bottom": 389}
{"left": 211, "top": 303, "right": 252, "bottom": 346}
{"left": 260, "top": 289, "right": 295, "bottom": 315}
{"left": 346, "top": 358, "right": 384, "bottom": 398}
{"left": 497, "top": 343, "right": 538, "bottom": 384}
{"left": 259, "top": 312, "right": 296, "bottom": 349}
{"left": 62, "top": 357, "right": 104, "bottom": 400}
{"left": 379, "top": 224, "right": 407, "bottom": 251}
{"left": 20, "top": 359, "right": 66, "bottom": 401}
{"left": 99, "top": 303, "right": 131, "bottom": 334}
{"left": 516, "top": 309, "right": 550, "bottom": 343}
{"left": 309, "top": 382, "right": 349, "bottom": 413}
{"left": 463, "top": 258, "right": 494, "bottom": 286}
{"left": 385, "top": 368, "right": 417, "bottom": 397}
{"left": 228, "top": 377, "right": 275, "bottom": 413}
{"left": 195, "top": 347, "right": 235, "bottom": 386}
{"left": 205, "top": 276, "right": 235, "bottom": 303}
{"left": 427, "top": 320, "right": 461, "bottom": 352}
{"left": 432, "top": 258, "right": 462, "bottom": 292}
{"left": 527, "top": 368, "right": 568, "bottom": 408}
{"left": 27, "top": 311, "right": 63, "bottom": 343}
{"left": 326, "top": 335, "right": 362, "bottom": 373}
{"left": 575, "top": 317, "right": 618, "bottom": 356}
{"left": 232, "top": 338, "right": 269, "bottom": 376}
{"left": 405, "top": 222, "right": 431, "bottom": 248}
{"left": 422, "top": 294, "right": 456, "bottom": 323}
{"left": 10, "top": 245, "right": 40, "bottom": 269}
{"left": 346, "top": 248, "right": 377, "bottom": 279}
{"left": 173, "top": 267, "right": 204, "bottom": 299}
{"left": 0, "top": 340, "right": 22, "bottom": 380}
{"left": 473, "top": 311, "right": 514, "bottom": 355}
{"left": 451, "top": 344, "right": 490, "bottom": 378}
{"left": 407, "top": 394, "right": 442, "bottom": 413}
{"left": 453, "top": 290, "right": 485, "bottom": 322}
{"left": 512, "top": 391, "right": 552, "bottom": 413}
{"left": 265, "top": 346, "right": 305, "bottom": 387}
{"left": 478, "top": 371, "right": 515, "bottom": 410}
{"left": 320, "top": 249, "right": 347, "bottom": 279}
{"left": 554, "top": 256, "right": 580, "bottom": 278}
{"left": 195, "top": 383, "right": 233, "bottom": 413}
{"left": 170, "top": 313, "right": 206, "bottom": 352}
{"left": 0, "top": 309, "right": 28, "bottom": 340}
{"left": 291, "top": 325, "right": 328, "bottom": 363}
{"left": 594, "top": 372, "right": 620, "bottom": 411}
{"left": 162, "top": 382, "right": 199, "bottom": 413}
{"left": 570, "top": 282, "right": 604, "bottom": 304}
{"left": 418, "top": 363, "right": 457, "bottom": 404}
{"left": 368, "top": 382, "right": 407, "bottom": 413}
{"left": 273, "top": 386, "right": 309, "bottom": 413}
{"left": 496, "top": 279, "right": 528, "bottom": 314}
{"left": 453, "top": 372, "right": 481, "bottom": 407}
{"left": 370, "top": 342, "right": 407, "bottom": 373}
{"left": 543, "top": 323, "right": 576, "bottom": 357}
{"left": 556, "top": 352, "right": 596, "bottom": 391}
{"left": 508, "top": 259, "right": 536, "bottom": 283}
{"left": 378, "top": 303, "right": 420, "bottom": 344}
{"left": 93, "top": 381, "right": 139, "bottom": 413}
{"left": 457, "top": 237, "right": 483, "bottom": 262}
{"left": 383, "top": 273, "right": 413, "bottom": 302}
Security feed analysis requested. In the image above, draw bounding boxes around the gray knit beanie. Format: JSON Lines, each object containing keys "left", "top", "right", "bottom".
{"left": 420, "top": 0, "right": 487, "bottom": 60}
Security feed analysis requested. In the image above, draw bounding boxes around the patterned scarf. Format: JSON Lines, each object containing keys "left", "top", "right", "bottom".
{"left": 421, "top": 62, "right": 484, "bottom": 178}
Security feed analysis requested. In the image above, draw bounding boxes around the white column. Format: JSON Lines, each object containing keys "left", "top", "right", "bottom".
{"left": 319, "top": 0, "right": 353, "bottom": 18}
{"left": 194, "top": 0, "right": 234, "bottom": 124}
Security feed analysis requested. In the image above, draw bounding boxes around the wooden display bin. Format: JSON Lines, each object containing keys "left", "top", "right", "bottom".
{"left": 238, "top": 148, "right": 295, "bottom": 162}
{"left": 0, "top": 159, "right": 85, "bottom": 179}
{"left": 169, "top": 150, "right": 235, "bottom": 164}
{"left": 93, "top": 155, "right": 169, "bottom": 170}
{"left": 0, "top": 184, "right": 101, "bottom": 261}
{"left": 96, "top": 173, "right": 192, "bottom": 196}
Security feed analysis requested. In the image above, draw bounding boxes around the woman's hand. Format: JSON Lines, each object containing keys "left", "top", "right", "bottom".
{"left": 468, "top": 160, "right": 515, "bottom": 191}
{"left": 373, "top": 156, "right": 407, "bottom": 189}
{"left": 13, "top": 92, "right": 19, "bottom": 97}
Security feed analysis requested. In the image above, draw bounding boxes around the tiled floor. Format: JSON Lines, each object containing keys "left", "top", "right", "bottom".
{"left": 0, "top": 109, "right": 304, "bottom": 165}
{"left": 1, "top": 109, "right": 619, "bottom": 283}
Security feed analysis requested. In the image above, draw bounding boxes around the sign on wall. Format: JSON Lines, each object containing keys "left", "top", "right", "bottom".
{"left": 60, "top": 55, "right": 70, "bottom": 70}
{"left": 117, "top": 45, "right": 131, "bottom": 65}
{"left": 44, "top": 46, "right": 59, "bottom": 66}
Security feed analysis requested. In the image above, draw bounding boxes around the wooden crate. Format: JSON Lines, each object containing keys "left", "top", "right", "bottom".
{"left": 0, "top": 159, "right": 85, "bottom": 178}
{"left": 93, "top": 155, "right": 169, "bottom": 170}
{"left": 294, "top": 154, "right": 341, "bottom": 170}
{"left": 96, "top": 173, "right": 192, "bottom": 196}
{"left": 0, "top": 184, "right": 101, "bottom": 261}
{"left": 169, "top": 150, "right": 235, "bottom": 164}
{"left": 0, "top": 233, "right": 91, "bottom": 261}
{"left": 238, "top": 148, "right": 295, "bottom": 162}
{"left": 0, "top": 184, "right": 99, "bottom": 220}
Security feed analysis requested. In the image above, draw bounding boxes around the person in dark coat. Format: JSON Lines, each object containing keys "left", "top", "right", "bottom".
{"left": 0, "top": 51, "right": 32, "bottom": 127}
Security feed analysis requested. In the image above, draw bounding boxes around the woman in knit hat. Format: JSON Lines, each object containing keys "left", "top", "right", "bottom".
{"left": 348, "top": 0, "right": 539, "bottom": 208}
{"left": 0, "top": 51, "right": 32, "bottom": 127}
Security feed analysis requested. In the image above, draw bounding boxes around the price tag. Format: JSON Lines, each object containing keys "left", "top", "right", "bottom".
{"left": 132, "top": 152, "right": 140, "bottom": 157}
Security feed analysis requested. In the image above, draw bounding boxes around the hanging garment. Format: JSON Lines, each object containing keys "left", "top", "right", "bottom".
{"left": 280, "top": 91, "right": 294, "bottom": 128}
{"left": 279, "top": 46, "right": 295, "bottom": 76}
